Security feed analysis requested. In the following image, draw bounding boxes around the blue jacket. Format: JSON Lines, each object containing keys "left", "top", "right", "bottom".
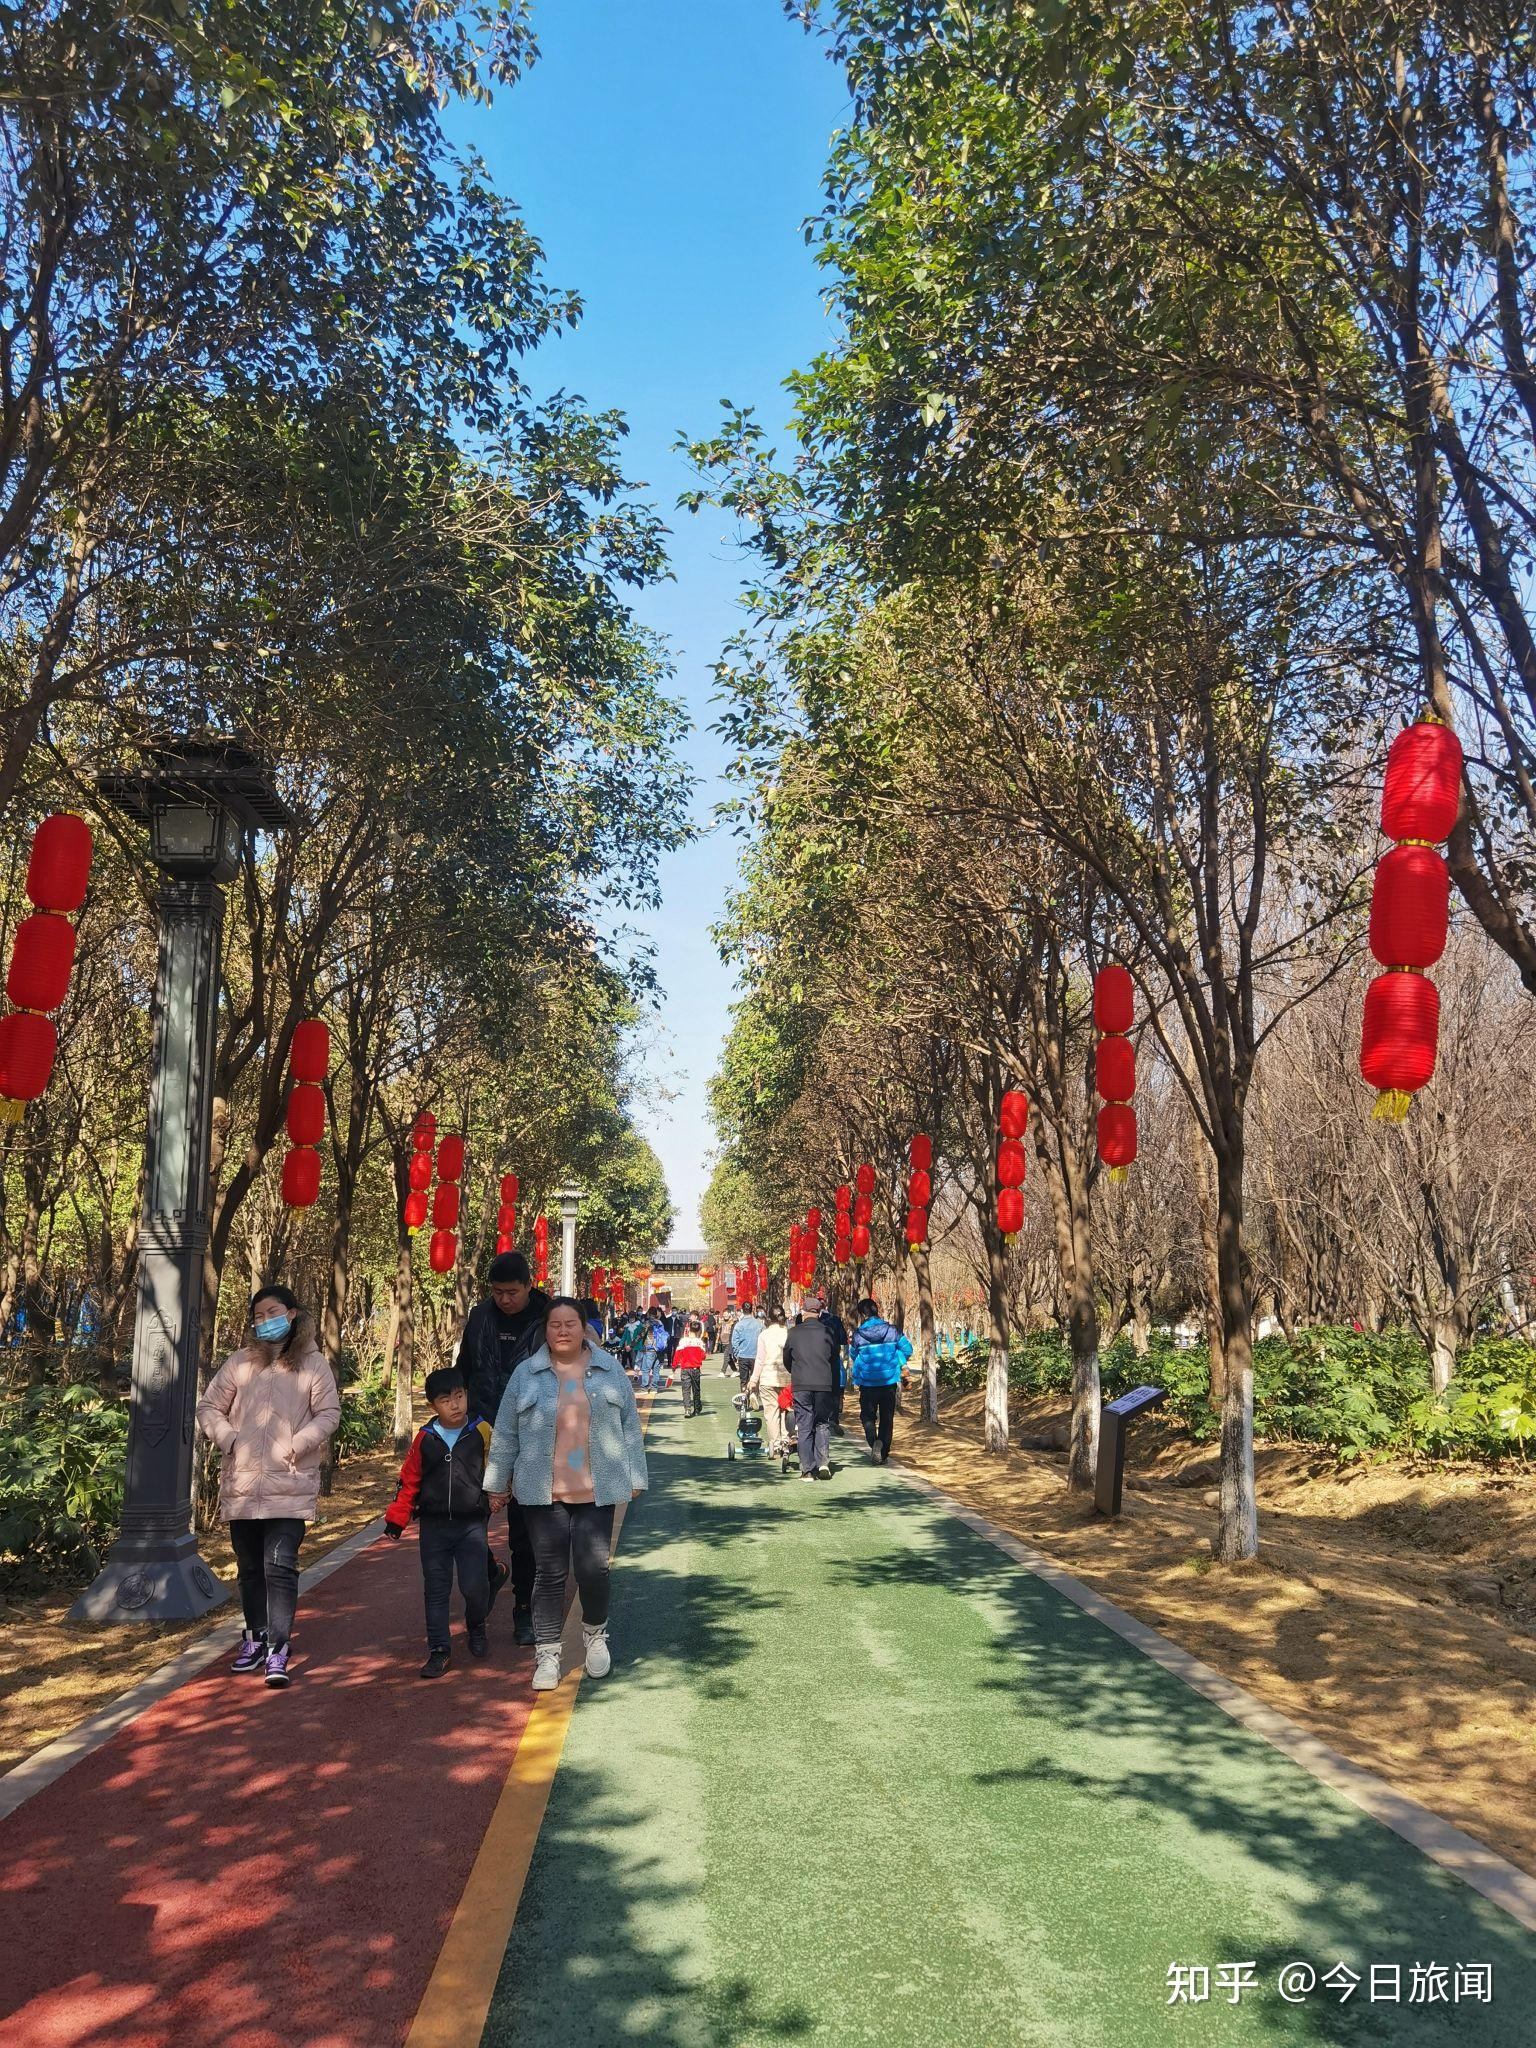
{"left": 485, "top": 1343, "right": 648, "bottom": 1508}
{"left": 729, "top": 1312, "right": 764, "bottom": 1361}
{"left": 849, "top": 1316, "right": 914, "bottom": 1387}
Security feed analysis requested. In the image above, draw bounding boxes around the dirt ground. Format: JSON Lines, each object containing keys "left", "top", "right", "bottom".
{"left": 0, "top": 1437, "right": 401, "bottom": 1776}
{"left": 892, "top": 1389, "right": 1536, "bottom": 1878}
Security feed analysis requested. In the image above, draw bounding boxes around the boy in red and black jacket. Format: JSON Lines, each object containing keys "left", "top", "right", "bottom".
{"left": 384, "top": 1365, "right": 510, "bottom": 1678}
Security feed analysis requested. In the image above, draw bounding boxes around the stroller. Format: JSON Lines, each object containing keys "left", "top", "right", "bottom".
{"left": 761, "top": 1385, "right": 799, "bottom": 1474}
{"left": 726, "top": 1389, "right": 768, "bottom": 1461}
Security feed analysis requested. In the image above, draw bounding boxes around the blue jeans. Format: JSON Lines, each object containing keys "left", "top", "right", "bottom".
{"left": 641, "top": 1352, "right": 664, "bottom": 1389}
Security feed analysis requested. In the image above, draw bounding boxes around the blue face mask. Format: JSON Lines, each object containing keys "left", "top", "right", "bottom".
{"left": 255, "top": 1314, "right": 292, "bottom": 1344}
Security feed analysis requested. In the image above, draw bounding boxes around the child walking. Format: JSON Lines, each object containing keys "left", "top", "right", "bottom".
{"left": 384, "top": 1365, "right": 510, "bottom": 1678}
{"left": 673, "top": 1314, "right": 707, "bottom": 1416}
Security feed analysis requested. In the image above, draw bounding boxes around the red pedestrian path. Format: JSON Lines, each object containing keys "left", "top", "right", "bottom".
{"left": 0, "top": 1527, "right": 534, "bottom": 2048}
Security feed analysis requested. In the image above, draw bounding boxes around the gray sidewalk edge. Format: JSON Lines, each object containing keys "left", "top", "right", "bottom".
{"left": 893, "top": 1465, "right": 1536, "bottom": 1937}
{"left": 0, "top": 1515, "right": 387, "bottom": 1823}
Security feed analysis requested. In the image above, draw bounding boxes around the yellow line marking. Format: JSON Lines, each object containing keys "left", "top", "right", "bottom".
{"left": 404, "top": 1396, "right": 655, "bottom": 2048}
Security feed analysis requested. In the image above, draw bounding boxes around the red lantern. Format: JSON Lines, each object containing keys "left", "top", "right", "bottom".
{"left": 852, "top": 1193, "right": 873, "bottom": 1226}
{"left": 1369, "top": 844, "right": 1449, "bottom": 970}
{"left": 496, "top": 1233, "right": 513, "bottom": 1255}
{"left": 1361, "top": 971, "right": 1440, "bottom": 1112}
{"left": 833, "top": 1235, "right": 851, "bottom": 1266}
{"left": 282, "top": 1146, "right": 321, "bottom": 1208}
{"left": 496, "top": 1202, "right": 516, "bottom": 1234}
{"left": 534, "top": 1213, "right": 549, "bottom": 1245}
{"left": 286, "top": 1082, "right": 325, "bottom": 1146}
{"left": 436, "top": 1133, "right": 465, "bottom": 1183}
{"left": 909, "top": 1132, "right": 932, "bottom": 1172}
{"left": 1095, "top": 1036, "right": 1136, "bottom": 1103}
{"left": 290, "top": 1019, "right": 329, "bottom": 1083}
{"left": 1093, "top": 966, "right": 1135, "bottom": 1035}
{"left": 412, "top": 1112, "right": 436, "bottom": 1151}
{"left": 1381, "top": 720, "right": 1463, "bottom": 843}
{"left": 25, "top": 814, "right": 93, "bottom": 915}
{"left": 592, "top": 1265, "right": 607, "bottom": 1294}
{"left": 432, "top": 1182, "right": 461, "bottom": 1231}
{"left": 1097, "top": 1103, "right": 1138, "bottom": 1173}
{"left": 851, "top": 1221, "right": 871, "bottom": 1259}
{"left": 834, "top": 1183, "right": 852, "bottom": 1212}
{"left": 429, "top": 1229, "right": 458, "bottom": 1275}
{"left": 805, "top": 1206, "right": 822, "bottom": 1235}
{"left": 408, "top": 1150, "right": 433, "bottom": 1192}
{"left": 907, "top": 1168, "right": 931, "bottom": 1207}
{"left": 7, "top": 913, "right": 75, "bottom": 1013}
{"left": 500, "top": 1173, "right": 519, "bottom": 1203}
{"left": 905, "top": 1207, "right": 927, "bottom": 1246}
{"left": 997, "top": 1138, "right": 1027, "bottom": 1189}
{"left": 0, "top": 1009, "right": 57, "bottom": 1112}
{"left": 855, "top": 1163, "right": 876, "bottom": 1196}
{"left": 997, "top": 1187, "right": 1024, "bottom": 1237}
{"left": 404, "top": 1189, "right": 429, "bottom": 1233}
{"left": 999, "top": 1090, "right": 1028, "bottom": 1140}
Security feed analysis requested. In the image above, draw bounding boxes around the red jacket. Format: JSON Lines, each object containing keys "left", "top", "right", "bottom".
{"left": 386, "top": 1418, "right": 493, "bottom": 1527}
{"left": 673, "top": 1339, "right": 706, "bottom": 1372}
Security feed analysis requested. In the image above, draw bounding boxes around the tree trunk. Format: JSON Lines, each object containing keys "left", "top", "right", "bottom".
{"left": 1065, "top": 1179, "right": 1100, "bottom": 1492}
{"left": 913, "top": 1239, "right": 939, "bottom": 1423}
{"left": 984, "top": 1233, "right": 1010, "bottom": 1453}
{"left": 1212, "top": 1146, "right": 1258, "bottom": 1563}
{"left": 1430, "top": 1315, "right": 1460, "bottom": 1396}
{"left": 389, "top": 1240, "right": 416, "bottom": 1452}
{"left": 1130, "top": 1255, "right": 1151, "bottom": 1356}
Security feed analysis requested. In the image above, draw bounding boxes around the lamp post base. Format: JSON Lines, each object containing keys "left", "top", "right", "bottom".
{"left": 69, "top": 1534, "right": 230, "bottom": 1623}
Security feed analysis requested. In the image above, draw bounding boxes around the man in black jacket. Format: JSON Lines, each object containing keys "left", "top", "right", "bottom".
{"left": 458, "top": 1251, "right": 551, "bottom": 1644}
{"left": 785, "top": 1297, "right": 839, "bottom": 1481}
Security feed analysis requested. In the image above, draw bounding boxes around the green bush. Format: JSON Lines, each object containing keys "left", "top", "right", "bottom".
{"left": 335, "top": 1366, "right": 392, "bottom": 1460}
{"left": 937, "top": 1324, "right": 1536, "bottom": 1464}
{"left": 0, "top": 1383, "right": 128, "bottom": 1591}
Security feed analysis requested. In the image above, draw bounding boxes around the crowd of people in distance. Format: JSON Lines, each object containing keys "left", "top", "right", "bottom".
{"left": 193, "top": 1251, "right": 916, "bottom": 1697}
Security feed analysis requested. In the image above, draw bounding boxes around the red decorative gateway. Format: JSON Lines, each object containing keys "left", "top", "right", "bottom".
{"left": 1362, "top": 717, "right": 1461, "bottom": 1118}
{"left": 1093, "top": 965, "right": 1137, "bottom": 1180}
{"left": 0, "top": 813, "right": 94, "bottom": 1121}
{"left": 281, "top": 1018, "right": 329, "bottom": 1209}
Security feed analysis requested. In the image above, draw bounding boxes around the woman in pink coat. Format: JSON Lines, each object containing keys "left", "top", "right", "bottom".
{"left": 196, "top": 1285, "right": 341, "bottom": 1687}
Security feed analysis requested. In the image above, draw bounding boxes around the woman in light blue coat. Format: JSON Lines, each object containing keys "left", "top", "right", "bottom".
{"left": 486, "top": 1297, "right": 648, "bottom": 1691}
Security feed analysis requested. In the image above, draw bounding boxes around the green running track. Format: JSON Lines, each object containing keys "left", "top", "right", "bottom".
{"left": 485, "top": 1374, "right": 1536, "bottom": 2047}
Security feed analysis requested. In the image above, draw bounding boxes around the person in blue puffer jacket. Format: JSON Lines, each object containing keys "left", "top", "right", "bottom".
{"left": 848, "top": 1297, "right": 914, "bottom": 1465}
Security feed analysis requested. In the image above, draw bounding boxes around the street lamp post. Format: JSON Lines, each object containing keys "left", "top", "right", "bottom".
{"left": 72, "top": 739, "right": 290, "bottom": 1623}
{"left": 555, "top": 1186, "right": 583, "bottom": 1298}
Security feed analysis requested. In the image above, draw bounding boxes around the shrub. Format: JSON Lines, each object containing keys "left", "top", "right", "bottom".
{"left": 0, "top": 1383, "right": 128, "bottom": 1591}
{"left": 936, "top": 1323, "right": 1535, "bottom": 1464}
{"left": 334, "top": 1365, "right": 392, "bottom": 1461}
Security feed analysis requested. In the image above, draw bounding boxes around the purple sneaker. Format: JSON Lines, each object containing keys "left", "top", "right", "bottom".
{"left": 231, "top": 1631, "right": 266, "bottom": 1674}
{"left": 264, "top": 1643, "right": 292, "bottom": 1688}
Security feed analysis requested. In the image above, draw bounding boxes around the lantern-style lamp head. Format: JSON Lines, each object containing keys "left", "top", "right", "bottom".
{"left": 98, "top": 736, "right": 291, "bottom": 884}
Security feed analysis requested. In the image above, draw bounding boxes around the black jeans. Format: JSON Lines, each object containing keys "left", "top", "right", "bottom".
{"left": 522, "top": 1501, "right": 616, "bottom": 1644}
{"left": 418, "top": 1517, "right": 490, "bottom": 1650}
{"left": 229, "top": 1517, "right": 304, "bottom": 1646}
{"left": 500, "top": 1502, "right": 536, "bottom": 1613}
{"left": 679, "top": 1367, "right": 702, "bottom": 1415}
{"left": 859, "top": 1385, "right": 898, "bottom": 1457}
{"left": 794, "top": 1389, "right": 837, "bottom": 1474}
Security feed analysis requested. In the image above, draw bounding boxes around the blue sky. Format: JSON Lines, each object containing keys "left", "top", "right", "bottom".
{"left": 450, "top": 3, "right": 848, "bottom": 1242}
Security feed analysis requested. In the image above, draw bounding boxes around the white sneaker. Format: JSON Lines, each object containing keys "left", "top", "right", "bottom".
{"left": 532, "top": 1644, "right": 563, "bottom": 1691}
{"left": 582, "top": 1624, "right": 611, "bottom": 1678}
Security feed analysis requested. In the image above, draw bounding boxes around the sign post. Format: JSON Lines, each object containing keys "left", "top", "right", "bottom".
{"left": 1094, "top": 1384, "right": 1167, "bottom": 1518}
